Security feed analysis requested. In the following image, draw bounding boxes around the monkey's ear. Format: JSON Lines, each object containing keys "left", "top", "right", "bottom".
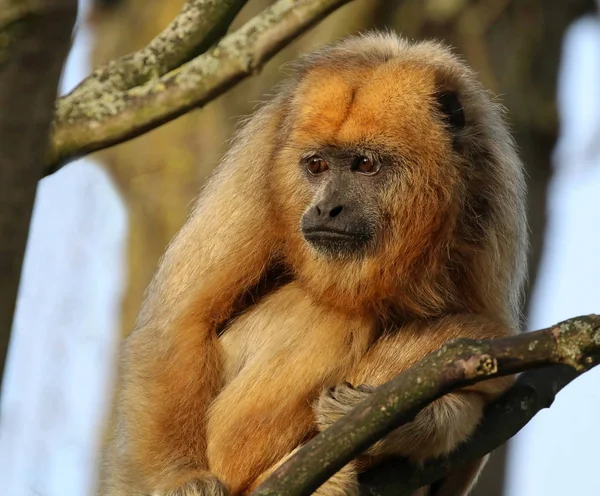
{"left": 435, "top": 90, "right": 465, "bottom": 131}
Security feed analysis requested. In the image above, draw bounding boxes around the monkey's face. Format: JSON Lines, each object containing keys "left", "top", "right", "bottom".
{"left": 299, "top": 146, "right": 383, "bottom": 258}
{"left": 277, "top": 61, "right": 464, "bottom": 269}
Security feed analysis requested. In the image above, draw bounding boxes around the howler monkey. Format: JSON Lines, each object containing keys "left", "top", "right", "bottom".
{"left": 103, "top": 32, "right": 527, "bottom": 496}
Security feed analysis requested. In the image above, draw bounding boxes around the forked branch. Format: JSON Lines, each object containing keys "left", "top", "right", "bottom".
{"left": 47, "top": 0, "right": 356, "bottom": 175}
{"left": 252, "top": 315, "right": 600, "bottom": 496}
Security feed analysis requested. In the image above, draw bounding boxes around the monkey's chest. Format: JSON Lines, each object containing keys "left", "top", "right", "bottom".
{"left": 218, "top": 281, "right": 376, "bottom": 386}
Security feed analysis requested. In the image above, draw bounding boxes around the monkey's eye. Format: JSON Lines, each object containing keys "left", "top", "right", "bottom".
{"left": 354, "top": 156, "right": 380, "bottom": 175}
{"left": 306, "top": 156, "right": 328, "bottom": 175}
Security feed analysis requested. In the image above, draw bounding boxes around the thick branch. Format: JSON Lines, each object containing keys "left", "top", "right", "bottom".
{"left": 47, "top": 0, "right": 355, "bottom": 175}
{"left": 0, "top": 0, "right": 77, "bottom": 390}
{"left": 252, "top": 315, "right": 600, "bottom": 496}
{"left": 68, "top": 0, "right": 248, "bottom": 97}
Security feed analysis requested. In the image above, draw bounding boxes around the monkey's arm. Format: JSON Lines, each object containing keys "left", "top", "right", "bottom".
{"left": 206, "top": 283, "right": 376, "bottom": 495}
{"left": 314, "top": 315, "right": 514, "bottom": 496}
{"left": 107, "top": 101, "right": 285, "bottom": 495}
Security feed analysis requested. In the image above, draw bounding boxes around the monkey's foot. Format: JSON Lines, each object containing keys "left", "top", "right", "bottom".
{"left": 314, "top": 382, "right": 375, "bottom": 431}
{"left": 158, "top": 475, "right": 230, "bottom": 496}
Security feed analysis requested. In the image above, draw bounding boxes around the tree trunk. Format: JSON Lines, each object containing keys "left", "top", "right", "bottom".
{"left": 0, "top": 0, "right": 77, "bottom": 390}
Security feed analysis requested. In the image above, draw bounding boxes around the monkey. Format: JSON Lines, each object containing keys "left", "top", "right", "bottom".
{"left": 101, "top": 31, "right": 527, "bottom": 496}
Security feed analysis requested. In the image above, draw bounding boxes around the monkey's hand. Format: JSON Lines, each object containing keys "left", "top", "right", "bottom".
{"left": 314, "top": 382, "right": 375, "bottom": 432}
{"left": 152, "top": 475, "right": 230, "bottom": 496}
{"left": 314, "top": 383, "right": 484, "bottom": 462}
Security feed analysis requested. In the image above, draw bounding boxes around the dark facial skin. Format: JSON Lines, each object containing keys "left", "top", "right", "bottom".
{"left": 300, "top": 146, "right": 384, "bottom": 258}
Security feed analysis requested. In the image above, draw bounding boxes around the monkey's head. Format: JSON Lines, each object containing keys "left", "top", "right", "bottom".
{"left": 267, "top": 33, "right": 527, "bottom": 322}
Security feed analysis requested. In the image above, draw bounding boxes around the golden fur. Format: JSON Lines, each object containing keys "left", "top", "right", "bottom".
{"left": 102, "top": 32, "right": 527, "bottom": 496}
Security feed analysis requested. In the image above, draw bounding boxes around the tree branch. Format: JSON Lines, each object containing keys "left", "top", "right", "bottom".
{"left": 359, "top": 363, "right": 585, "bottom": 495}
{"left": 251, "top": 315, "right": 600, "bottom": 496}
{"left": 66, "top": 0, "right": 249, "bottom": 98}
{"left": 47, "top": 0, "right": 356, "bottom": 175}
{"left": 0, "top": 0, "right": 77, "bottom": 391}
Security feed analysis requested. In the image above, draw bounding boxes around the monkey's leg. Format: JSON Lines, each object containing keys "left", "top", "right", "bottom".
{"left": 106, "top": 101, "right": 284, "bottom": 495}
{"left": 314, "top": 314, "right": 515, "bottom": 496}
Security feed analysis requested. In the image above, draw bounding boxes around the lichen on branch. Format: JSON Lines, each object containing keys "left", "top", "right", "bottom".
{"left": 67, "top": 0, "right": 248, "bottom": 98}
{"left": 48, "top": 0, "right": 356, "bottom": 175}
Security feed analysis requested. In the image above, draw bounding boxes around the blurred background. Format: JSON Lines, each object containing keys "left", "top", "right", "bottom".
{"left": 1, "top": 0, "right": 599, "bottom": 494}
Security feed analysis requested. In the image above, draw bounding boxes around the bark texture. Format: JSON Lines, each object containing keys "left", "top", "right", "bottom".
{"left": 0, "top": 0, "right": 77, "bottom": 391}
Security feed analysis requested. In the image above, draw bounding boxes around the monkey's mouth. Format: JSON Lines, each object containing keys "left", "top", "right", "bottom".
{"left": 302, "top": 228, "right": 371, "bottom": 256}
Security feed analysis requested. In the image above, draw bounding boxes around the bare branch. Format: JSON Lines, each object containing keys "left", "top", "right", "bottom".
{"left": 47, "top": 0, "right": 356, "bottom": 175}
{"left": 251, "top": 315, "right": 600, "bottom": 496}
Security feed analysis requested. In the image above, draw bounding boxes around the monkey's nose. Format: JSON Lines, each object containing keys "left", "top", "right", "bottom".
{"left": 315, "top": 204, "right": 344, "bottom": 218}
